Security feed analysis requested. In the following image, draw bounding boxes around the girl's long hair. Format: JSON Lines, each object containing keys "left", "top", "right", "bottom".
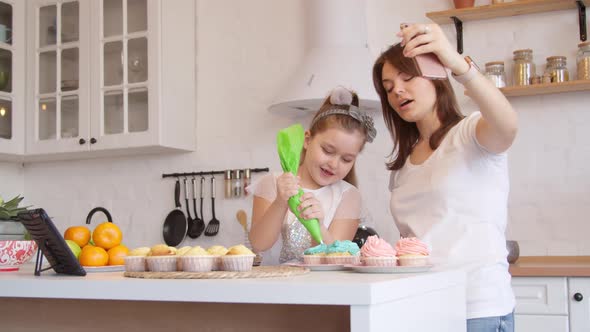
{"left": 372, "top": 43, "right": 464, "bottom": 170}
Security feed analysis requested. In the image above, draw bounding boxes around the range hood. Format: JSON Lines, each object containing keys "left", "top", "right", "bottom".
{"left": 268, "top": 0, "right": 380, "bottom": 114}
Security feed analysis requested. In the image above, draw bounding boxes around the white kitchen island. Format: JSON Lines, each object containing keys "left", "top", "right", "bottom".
{"left": 0, "top": 265, "right": 466, "bottom": 332}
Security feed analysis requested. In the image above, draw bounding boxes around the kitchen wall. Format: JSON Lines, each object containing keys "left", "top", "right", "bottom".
{"left": 1, "top": 0, "right": 589, "bottom": 256}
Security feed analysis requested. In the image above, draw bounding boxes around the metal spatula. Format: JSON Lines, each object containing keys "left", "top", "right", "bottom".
{"left": 204, "top": 176, "right": 219, "bottom": 236}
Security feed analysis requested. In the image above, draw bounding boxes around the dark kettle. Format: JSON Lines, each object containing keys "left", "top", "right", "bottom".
{"left": 353, "top": 225, "right": 378, "bottom": 248}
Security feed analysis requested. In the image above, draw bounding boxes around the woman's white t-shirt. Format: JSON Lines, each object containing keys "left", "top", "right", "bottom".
{"left": 389, "top": 112, "right": 515, "bottom": 319}
{"left": 249, "top": 172, "right": 361, "bottom": 265}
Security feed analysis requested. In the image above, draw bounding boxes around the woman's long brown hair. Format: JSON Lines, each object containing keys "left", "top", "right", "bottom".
{"left": 372, "top": 43, "right": 464, "bottom": 171}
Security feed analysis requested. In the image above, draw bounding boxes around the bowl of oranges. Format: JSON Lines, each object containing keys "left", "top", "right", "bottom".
{"left": 64, "top": 211, "right": 128, "bottom": 271}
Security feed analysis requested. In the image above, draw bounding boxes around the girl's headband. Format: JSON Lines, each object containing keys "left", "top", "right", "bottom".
{"left": 309, "top": 88, "right": 377, "bottom": 143}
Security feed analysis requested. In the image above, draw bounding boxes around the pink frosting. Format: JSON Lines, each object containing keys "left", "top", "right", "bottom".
{"left": 361, "top": 235, "right": 396, "bottom": 257}
{"left": 395, "top": 237, "right": 430, "bottom": 256}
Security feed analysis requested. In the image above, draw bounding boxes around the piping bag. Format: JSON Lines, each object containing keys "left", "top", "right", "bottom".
{"left": 277, "top": 124, "right": 323, "bottom": 244}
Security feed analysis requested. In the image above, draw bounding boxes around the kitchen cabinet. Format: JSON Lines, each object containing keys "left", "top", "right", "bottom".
{"left": 25, "top": 0, "right": 195, "bottom": 161}
{"left": 512, "top": 277, "right": 590, "bottom": 332}
{"left": 426, "top": 0, "right": 590, "bottom": 97}
{"left": 0, "top": 0, "right": 24, "bottom": 161}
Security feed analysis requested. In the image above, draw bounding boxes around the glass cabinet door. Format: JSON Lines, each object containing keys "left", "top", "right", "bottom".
{"left": 101, "top": 0, "right": 148, "bottom": 137}
{"left": 0, "top": 1, "right": 12, "bottom": 141}
{"left": 36, "top": 1, "right": 80, "bottom": 141}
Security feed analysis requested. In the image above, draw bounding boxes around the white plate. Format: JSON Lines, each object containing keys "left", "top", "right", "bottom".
{"left": 83, "top": 265, "right": 125, "bottom": 273}
{"left": 286, "top": 263, "right": 345, "bottom": 271}
{"left": 346, "top": 264, "right": 433, "bottom": 274}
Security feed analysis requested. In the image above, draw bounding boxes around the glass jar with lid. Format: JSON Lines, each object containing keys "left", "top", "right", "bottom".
{"left": 512, "top": 49, "right": 535, "bottom": 86}
{"left": 484, "top": 61, "right": 506, "bottom": 88}
{"left": 544, "top": 56, "right": 569, "bottom": 83}
{"left": 577, "top": 41, "right": 590, "bottom": 80}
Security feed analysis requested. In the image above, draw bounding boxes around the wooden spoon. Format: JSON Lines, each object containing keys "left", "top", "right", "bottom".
{"left": 236, "top": 210, "right": 248, "bottom": 233}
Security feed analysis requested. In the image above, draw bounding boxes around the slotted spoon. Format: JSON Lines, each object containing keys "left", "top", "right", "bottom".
{"left": 204, "top": 176, "right": 220, "bottom": 236}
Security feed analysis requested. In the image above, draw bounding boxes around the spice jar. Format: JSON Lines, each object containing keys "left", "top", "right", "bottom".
{"left": 233, "top": 169, "right": 242, "bottom": 198}
{"left": 484, "top": 61, "right": 506, "bottom": 88}
{"left": 577, "top": 41, "right": 590, "bottom": 80}
{"left": 512, "top": 49, "right": 535, "bottom": 86}
{"left": 544, "top": 56, "right": 569, "bottom": 83}
{"left": 243, "top": 168, "right": 251, "bottom": 196}
{"left": 224, "top": 170, "right": 232, "bottom": 199}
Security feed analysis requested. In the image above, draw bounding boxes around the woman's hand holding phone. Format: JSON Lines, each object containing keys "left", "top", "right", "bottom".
{"left": 397, "top": 23, "right": 468, "bottom": 77}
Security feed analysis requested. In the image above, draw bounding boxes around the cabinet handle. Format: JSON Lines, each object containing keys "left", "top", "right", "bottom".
{"left": 573, "top": 293, "right": 583, "bottom": 302}
{"left": 79, "top": 138, "right": 86, "bottom": 145}
{"left": 90, "top": 138, "right": 97, "bottom": 144}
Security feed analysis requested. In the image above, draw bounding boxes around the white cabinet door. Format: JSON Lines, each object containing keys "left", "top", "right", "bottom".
{"left": 0, "top": 0, "right": 24, "bottom": 161}
{"left": 26, "top": 0, "right": 91, "bottom": 156}
{"left": 569, "top": 277, "right": 590, "bottom": 332}
{"left": 515, "top": 314, "right": 568, "bottom": 332}
{"left": 512, "top": 277, "right": 568, "bottom": 315}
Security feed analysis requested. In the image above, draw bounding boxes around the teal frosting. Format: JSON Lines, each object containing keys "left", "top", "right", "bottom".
{"left": 327, "top": 240, "right": 360, "bottom": 255}
{"left": 304, "top": 243, "right": 328, "bottom": 255}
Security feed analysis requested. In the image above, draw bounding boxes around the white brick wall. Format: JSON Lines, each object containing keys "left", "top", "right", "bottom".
{"left": 1, "top": 0, "right": 588, "bottom": 256}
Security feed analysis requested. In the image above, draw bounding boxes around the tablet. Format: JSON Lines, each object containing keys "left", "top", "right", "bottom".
{"left": 17, "top": 208, "right": 86, "bottom": 276}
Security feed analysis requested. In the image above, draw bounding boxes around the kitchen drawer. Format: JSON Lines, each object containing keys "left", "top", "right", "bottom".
{"left": 512, "top": 277, "right": 568, "bottom": 315}
{"left": 514, "top": 314, "right": 568, "bottom": 332}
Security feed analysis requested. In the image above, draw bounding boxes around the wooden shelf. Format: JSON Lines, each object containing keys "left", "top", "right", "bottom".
{"left": 427, "top": 0, "right": 588, "bottom": 24}
{"left": 499, "top": 79, "right": 590, "bottom": 96}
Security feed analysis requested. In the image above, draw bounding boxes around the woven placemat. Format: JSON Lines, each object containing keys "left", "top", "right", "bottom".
{"left": 124, "top": 265, "right": 309, "bottom": 279}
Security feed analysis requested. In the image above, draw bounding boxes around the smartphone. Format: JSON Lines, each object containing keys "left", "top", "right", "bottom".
{"left": 400, "top": 23, "right": 447, "bottom": 80}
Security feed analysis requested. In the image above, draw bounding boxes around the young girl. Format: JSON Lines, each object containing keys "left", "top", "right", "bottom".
{"left": 373, "top": 23, "right": 518, "bottom": 332}
{"left": 248, "top": 87, "right": 376, "bottom": 265}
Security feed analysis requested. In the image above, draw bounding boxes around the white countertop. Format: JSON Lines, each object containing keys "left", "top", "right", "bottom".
{"left": 0, "top": 265, "right": 465, "bottom": 306}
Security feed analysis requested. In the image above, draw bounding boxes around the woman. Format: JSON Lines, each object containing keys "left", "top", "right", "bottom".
{"left": 372, "top": 23, "right": 518, "bottom": 332}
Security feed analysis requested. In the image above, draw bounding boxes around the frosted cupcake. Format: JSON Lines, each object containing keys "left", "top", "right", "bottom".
{"left": 207, "top": 245, "right": 229, "bottom": 271}
{"left": 395, "top": 237, "right": 430, "bottom": 267}
{"left": 303, "top": 243, "right": 328, "bottom": 265}
{"left": 361, "top": 235, "right": 398, "bottom": 267}
{"left": 180, "top": 246, "right": 214, "bottom": 272}
{"left": 146, "top": 244, "right": 178, "bottom": 272}
{"left": 124, "top": 246, "right": 150, "bottom": 272}
{"left": 221, "top": 244, "right": 255, "bottom": 272}
{"left": 325, "top": 240, "right": 361, "bottom": 265}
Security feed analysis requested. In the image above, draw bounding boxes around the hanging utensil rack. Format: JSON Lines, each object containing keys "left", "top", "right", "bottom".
{"left": 161, "top": 167, "right": 269, "bottom": 179}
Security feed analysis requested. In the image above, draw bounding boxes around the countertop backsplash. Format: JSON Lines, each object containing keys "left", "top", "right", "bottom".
{"left": 1, "top": 0, "right": 589, "bottom": 256}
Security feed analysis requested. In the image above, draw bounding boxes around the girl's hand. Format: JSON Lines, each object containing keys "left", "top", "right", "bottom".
{"left": 276, "top": 172, "right": 299, "bottom": 204}
{"left": 298, "top": 192, "right": 324, "bottom": 224}
{"left": 396, "top": 23, "right": 468, "bottom": 76}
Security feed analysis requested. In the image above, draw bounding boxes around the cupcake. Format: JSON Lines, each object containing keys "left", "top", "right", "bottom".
{"left": 124, "top": 246, "right": 150, "bottom": 272}
{"left": 325, "top": 240, "right": 361, "bottom": 265}
{"left": 180, "top": 246, "right": 214, "bottom": 272}
{"left": 395, "top": 237, "right": 430, "bottom": 267}
{"left": 221, "top": 244, "right": 255, "bottom": 272}
{"left": 207, "top": 245, "right": 229, "bottom": 271}
{"left": 303, "top": 243, "right": 328, "bottom": 265}
{"left": 175, "top": 246, "right": 192, "bottom": 270}
{"left": 146, "top": 244, "right": 178, "bottom": 272}
{"left": 360, "top": 235, "right": 397, "bottom": 267}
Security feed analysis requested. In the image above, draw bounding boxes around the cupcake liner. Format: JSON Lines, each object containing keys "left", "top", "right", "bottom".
{"left": 303, "top": 255, "right": 324, "bottom": 265}
{"left": 210, "top": 255, "right": 223, "bottom": 271}
{"left": 221, "top": 255, "right": 255, "bottom": 272}
{"left": 146, "top": 256, "right": 178, "bottom": 272}
{"left": 324, "top": 255, "right": 360, "bottom": 265}
{"left": 398, "top": 255, "right": 430, "bottom": 267}
{"left": 181, "top": 255, "right": 215, "bottom": 272}
{"left": 124, "top": 256, "right": 147, "bottom": 272}
{"left": 362, "top": 256, "right": 398, "bottom": 267}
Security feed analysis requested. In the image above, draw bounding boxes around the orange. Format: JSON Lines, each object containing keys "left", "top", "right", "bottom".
{"left": 64, "top": 226, "right": 91, "bottom": 247}
{"left": 92, "top": 222, "right": 123, "bottom": 250}
{"left": 78, "top": 245, "right": 109, "bottom": 266}
{"left": 107, "top": 244, "right": 129, "bottom": 266}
